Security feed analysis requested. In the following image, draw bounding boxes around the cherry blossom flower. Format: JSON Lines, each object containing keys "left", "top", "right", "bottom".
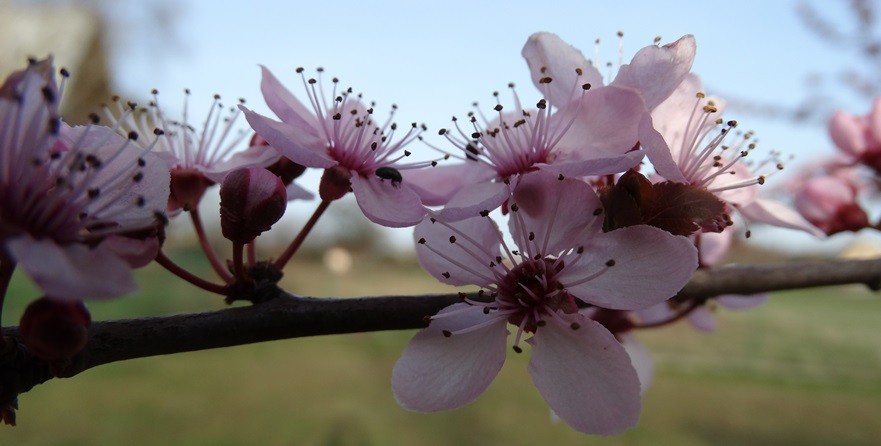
{"left": 0, "top": 59, "right": 170, "bottom": 300}
{"left": 104, "top": 90, "right": 286, "bottom": 212}
{"left": 639, "top": 74, "right": 822, "bottom": 236}
{"left": 241, "top": 66, "right": 428, "bottom": 227}
{"left": 392, "top": 172, "right": 697, "bottom": 434}
{"left": 828, "top": 97, "right": 881, "bottom": 173}
{"left": 409, "top": 33, "right": 695, "bottom": 221}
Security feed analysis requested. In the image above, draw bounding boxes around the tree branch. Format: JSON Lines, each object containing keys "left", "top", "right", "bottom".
{"left": 2, "top": 257, "right": 880, "bottom": 414}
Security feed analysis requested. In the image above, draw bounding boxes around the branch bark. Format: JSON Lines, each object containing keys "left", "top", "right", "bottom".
{"left": 2, "top": 257, "right": 880, "bottom": 412}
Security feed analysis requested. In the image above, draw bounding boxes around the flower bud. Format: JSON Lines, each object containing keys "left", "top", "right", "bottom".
{"left": 19, "top": 297, "right": 91, "bottom": 363}
{"left": 220, "top": 167, "right": 287, "bottom": 243}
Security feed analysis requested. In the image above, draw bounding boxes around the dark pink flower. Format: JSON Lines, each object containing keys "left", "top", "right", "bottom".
{"left": 392, "top": 172, "right": 697, "bottom": 434}
{"left": 0, "top": 59, "right": 169, "bottom": 300}
{"left": 241, "top": 67, "right": 427, "bottom": 227}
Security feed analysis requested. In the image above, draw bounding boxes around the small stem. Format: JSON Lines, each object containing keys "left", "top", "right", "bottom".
{"left": 154, "top": 250, "right": 229, "bottom": 296}
{"left": 247, "top": 241, "right": 256, "bottom": 266}
{"left": 190, "top": 208, "right": 234, "bottom": 283}
{"left": 232, "top": 242, "right": 246, "bottom": 281}
{"left": 274, "top": 200, "right": 332, "bottom": 269}
{"left": 0, "top": 254, "right": 16, "bottom": 330}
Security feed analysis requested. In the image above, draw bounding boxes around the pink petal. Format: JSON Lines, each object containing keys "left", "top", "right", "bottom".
{"left": 201, "top": 143, "right": 281, "bottom": 183}
{"left": 698, "top": 230, "right": 733, "bottom": 266}
{"left": 392, "top": 303, "right": 508, "bottom": 412}
{"left": 716, "top": 293, "right": 769, "bottom": 310}
{"left": 61, "top": 126, "right": 170, "bottom": 230}
{"left": 558, "top": 226, "right": 698, "bottom": 310}
{"left": 541, "top": 151, "right": 645, "bottom": 177}
{"left": 259, "top": 65, "right": 319, "bottom": 129}
{"left": 639, "top": 113, "right": 688, "bottom": 182}
{"left": 555, "top": 86, "right": 646, "bottom": 159}
{"left": 351, "top": 175, "right": 425, "bottom": 227}
{"left": 509, "top": 171, "right": 602, "bottom": 254}
{"left": 619, "top": 334, "right": 654, "bottom": 395}
{"left": 438, "top": 181, "right": 510, "bottom": 222}
{"left": 102, "top": 235, "right": 160, "bottom": 268}
{"left": 414, "top": 215, "right": 502, "bottom": 287}
{"left": 687, "top": 305, "right": 717, "bottom": 332}
{"left": 403, "top": 162, "right": 495, "bottom": 207}
{"left": 612, "top": 35, "right": 696, "bottom": 111}
{"left": 739, "top": 198, "right": 825, "bottom": 237}
{"left": 285, "top": 181, "right": 314, "bottom": 201}
{"left": 8, "top": 236, "right": 137, "bottom": 300}
{"left": 521, "top": 32, "right": 604, "bottom": 106}
{"left": 528, "top": 315, "right": 641, "bottom": 435}
{"left": 828, "top": 111, "right": 867, "bottom": 158}
{"left": 239, "top": 106, "right": 335, "bottom": 168}
{"left": 869, "top": 96, "right": 881, "bottom": 143}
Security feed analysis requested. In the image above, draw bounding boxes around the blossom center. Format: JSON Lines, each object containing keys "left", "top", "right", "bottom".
{"left": 495, "top": 257, "right": 577, "bottom": 333}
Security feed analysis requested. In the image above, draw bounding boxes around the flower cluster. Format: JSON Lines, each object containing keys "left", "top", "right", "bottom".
{"left": 0, "top": 31, "right": 818, "bottom": 433}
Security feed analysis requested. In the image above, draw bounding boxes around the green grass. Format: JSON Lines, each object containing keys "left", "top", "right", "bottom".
{"left": 1, "top": 253, "right": 880, "bottom": 445}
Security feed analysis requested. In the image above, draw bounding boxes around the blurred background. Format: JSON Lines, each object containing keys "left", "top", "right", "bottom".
{"left": 1, "top": 0, "right": 881, "bottom": 444}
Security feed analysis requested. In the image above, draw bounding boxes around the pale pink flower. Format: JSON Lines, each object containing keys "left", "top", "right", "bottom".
{"left": 640, "top": 74, "right": 822, "bottom": 236}
{"left": 105, "top": 90, "right": 289, "bottom": 212}
{"left": 241, "top": 67, "right": 427, "bottom": 227}
{"left": 392, "top": 172, "right": 697, "bottom": 434}
{"left": 0, "top": 59, "right": 170, "bottom": 299}
{"left": 409, "top": 33, "right": 695, "bottom": 221}
{"left": 828, "top": 97, "right": 881, "bottom": 173}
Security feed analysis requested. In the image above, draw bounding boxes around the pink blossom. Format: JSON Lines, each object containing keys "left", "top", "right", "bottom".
{"left": 409, "top": 33, "right": 695, "bottom": 221}
{"left": 241, "top": 67, "right": 427, "bottom": 227}
{"left": 392, "top": 171, "right": 697, "bottom": 434}
{"left": 828, "top": 97, "right": 881, "bottom": 173}
{"left": 639, "top": 74, "right": 822, "bottom": 236}
{"left": 105, "top": 90, "right": 289, "bottom": 212}
{"left": 0, "top": 59, "right": 170, "bottom": 300}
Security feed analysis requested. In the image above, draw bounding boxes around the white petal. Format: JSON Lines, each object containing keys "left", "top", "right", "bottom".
{"left": 528, "top": 316, "right": 641, "bottom": 435}
{"left": 392, "top": 303, "right": 508, "bottom": 412}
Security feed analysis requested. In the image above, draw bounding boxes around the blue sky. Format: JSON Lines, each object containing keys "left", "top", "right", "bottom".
{"left": 102, "top": 0, "right": 878, "bottom": 253}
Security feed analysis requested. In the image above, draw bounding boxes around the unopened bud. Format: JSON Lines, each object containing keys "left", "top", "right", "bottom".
{"left": 220, "top": 167, "right": 287, "bottom": 243}
{"left": 19, "top": 297, "right": 91, "bottom": 363}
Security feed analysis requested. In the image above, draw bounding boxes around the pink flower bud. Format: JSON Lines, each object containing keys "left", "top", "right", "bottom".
{"left": 794, "top": 176, "right": 869, "bottom": 235}
{"left": 19, "top": 297, "right": 92, "bottom": 363}
{"left": 318, "top": 165, "right": 352, "bottom": 201}
{"left": 220, "top": 167, "right": 287, "bottom": 243}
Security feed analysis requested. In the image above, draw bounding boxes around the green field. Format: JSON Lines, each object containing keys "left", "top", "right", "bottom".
{"left": 1, "top": 250, "right": 879, "bottom": 445}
